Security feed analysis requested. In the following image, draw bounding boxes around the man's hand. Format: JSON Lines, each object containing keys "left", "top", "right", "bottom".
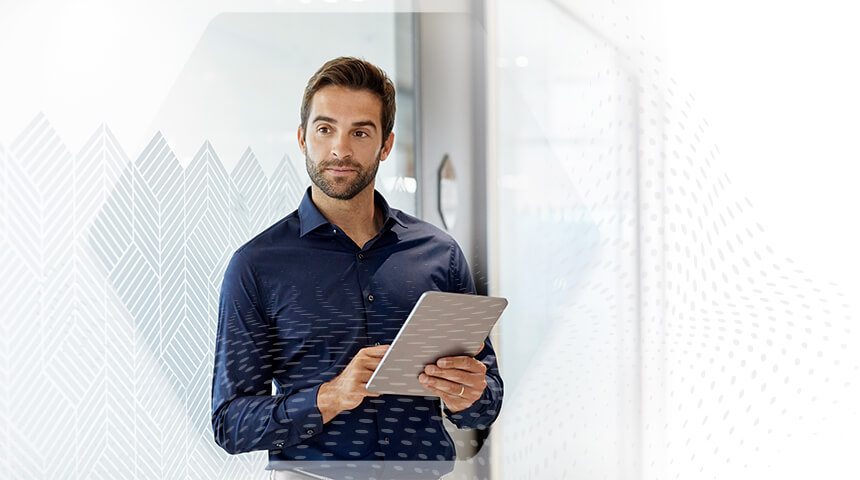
{"left": 317, "top": 345, "right": 389, "bottom": 423}
{"left": 419, "top": 344, "right": 487, "bottom": 413}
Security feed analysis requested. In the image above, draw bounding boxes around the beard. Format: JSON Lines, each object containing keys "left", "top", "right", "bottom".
{"left": 305, "top": 151, "right": 381, "bottom": 201}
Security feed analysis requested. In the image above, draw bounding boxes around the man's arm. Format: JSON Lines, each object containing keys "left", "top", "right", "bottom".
{"left": 428, "top": 242, "right": 504, "bottom": 430}
{"left": 211, "top": 251, "right": 324, "bottom": 454}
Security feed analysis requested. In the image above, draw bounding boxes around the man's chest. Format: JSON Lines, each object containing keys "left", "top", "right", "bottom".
{"left": 257, "top": 242, "right": 451, "bottom": 373}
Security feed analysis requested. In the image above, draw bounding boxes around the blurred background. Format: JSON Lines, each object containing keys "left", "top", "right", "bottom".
{"left": 1, "top": 0, "right": 859, "bottom": 478}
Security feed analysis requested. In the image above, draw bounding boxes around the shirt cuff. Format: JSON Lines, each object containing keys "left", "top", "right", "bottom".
{"left": 442, "top": 389, "right": 494, "bottom": 430}
{"left": 278, "top": 383, "right": 325, "bottom": 446}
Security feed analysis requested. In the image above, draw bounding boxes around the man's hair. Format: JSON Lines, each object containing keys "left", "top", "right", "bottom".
{"left": 300, "top": 57, "right": 396, "bottom": 144}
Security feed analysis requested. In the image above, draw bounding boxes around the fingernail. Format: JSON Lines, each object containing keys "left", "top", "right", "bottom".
{"left": 419, "top": 374, "right": 427, "bottom": 382}
{"left": 437, "top": 360, "right": 450, "bottom": 368}
{"left": 425, "top": 365, "right": 437, "bottom": 374}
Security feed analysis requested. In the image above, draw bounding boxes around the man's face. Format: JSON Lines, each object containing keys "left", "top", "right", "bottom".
{"left": 299, "top": 85, "right": 394, "bottom": 201}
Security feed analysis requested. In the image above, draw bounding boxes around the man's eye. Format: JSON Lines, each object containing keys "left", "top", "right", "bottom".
{"left": 354, "top": 131, "right": 369, "bottom": 138}
{"left": 317, "top": 126, "right": 330, "bottom": 133}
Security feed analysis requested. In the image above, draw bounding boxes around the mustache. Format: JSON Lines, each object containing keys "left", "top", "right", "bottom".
{"left": 318, "top": 159, "right": 362, "bottom": 170}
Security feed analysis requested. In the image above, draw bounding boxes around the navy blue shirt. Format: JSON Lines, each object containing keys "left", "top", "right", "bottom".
{"left": 211, "top": 188, "right": 503, "bottom": 463}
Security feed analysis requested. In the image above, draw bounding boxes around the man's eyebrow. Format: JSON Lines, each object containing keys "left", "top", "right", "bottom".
{"left": 351, "top": 120, "right": 378, "bottom": 131}
{"left": 312, "top": 116, "right": 378, "bottom": 131}
{"left": 312, "top": 115, "right": 338, "bottom": 125}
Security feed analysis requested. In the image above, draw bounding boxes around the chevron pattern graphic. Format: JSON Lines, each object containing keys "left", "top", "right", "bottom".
{"left": 0, "top": 114, "right": 306, "bottom": 479}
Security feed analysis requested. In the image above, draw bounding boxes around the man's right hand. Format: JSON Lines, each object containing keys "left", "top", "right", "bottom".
{"left": 317, "top": 345, "right": 389, "bottom": 423}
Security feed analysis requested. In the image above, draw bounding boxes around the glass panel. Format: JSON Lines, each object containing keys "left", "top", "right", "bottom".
{"left": 0, "top": 9, "right": 415, "bottom": 479}
{"left": 151, "top": 12, "right": 417, "bottom": 215}
{"left": 493, "top": 1, "right": 640, "bottom": 477}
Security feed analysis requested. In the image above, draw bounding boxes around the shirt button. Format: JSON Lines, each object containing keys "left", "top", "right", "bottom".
{"left": 306, "top": 429, "right": 314, "bottom": 435}
{"left": 384, "top": 437, "right": 390, "bottom": 443}
{"left": 368, "top": 294, "right": 374, "bottom": 302}
{"left": 374, "top": 342, "right": 381, "bottom": 346}
{"left": 358, "top": 253, "right": 364, "bottom": 260}
{"left": 332, "top": 229, "right": 337, "bottom": 234}
{"left": 274, "top": 441, "right": 284, "bottom": 448}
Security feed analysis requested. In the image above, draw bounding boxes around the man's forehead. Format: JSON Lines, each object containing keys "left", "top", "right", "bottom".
{"left": 309, "top": 85, "right": 382, "bottom": 125}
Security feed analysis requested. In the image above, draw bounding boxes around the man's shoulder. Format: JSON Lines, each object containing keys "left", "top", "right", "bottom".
{"left": 392, "top": 209, "right": 459, "bottom": 246}
{"left": 233, "top": 210, "right": 300, "bottom": 260}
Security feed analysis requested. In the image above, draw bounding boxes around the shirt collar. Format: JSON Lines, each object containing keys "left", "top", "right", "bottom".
{"left": 298, "top": 187, "right": 407, "bottom": 238}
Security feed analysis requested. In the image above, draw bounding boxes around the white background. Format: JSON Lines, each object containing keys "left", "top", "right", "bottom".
{"left": 2, "top": 0, "right": 860, "bottom": 478}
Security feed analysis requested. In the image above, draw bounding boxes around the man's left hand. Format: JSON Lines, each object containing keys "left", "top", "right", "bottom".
{"left": 418, "top": 354, "right": 487, "bottom": 413}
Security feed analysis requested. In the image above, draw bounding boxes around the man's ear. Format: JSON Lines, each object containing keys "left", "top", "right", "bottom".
{"left": 297, "top": 125, "right": 306, "bottom": 154}
{"left": 379, "top": 132, "right": 395, "bottom": 162}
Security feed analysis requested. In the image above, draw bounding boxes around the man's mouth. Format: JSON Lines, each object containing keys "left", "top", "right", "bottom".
{"left": 325, "top": 166, "right": 357, "bottom": 176}
{"left": 322, "top": 161, "right": 358, "bottom": 171}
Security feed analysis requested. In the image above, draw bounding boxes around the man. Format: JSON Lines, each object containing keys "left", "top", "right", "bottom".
{"left": 211, "top": 57, "right": 502, "bottom": 468}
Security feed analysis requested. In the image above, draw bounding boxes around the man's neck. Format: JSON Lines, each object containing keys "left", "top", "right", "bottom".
{"left": 310, "top": 185, "right": 383, "bottom": 249}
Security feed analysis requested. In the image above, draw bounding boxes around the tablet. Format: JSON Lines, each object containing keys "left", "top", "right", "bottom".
{"left": 365, "top": 291, "right": 508, "bottom": 396}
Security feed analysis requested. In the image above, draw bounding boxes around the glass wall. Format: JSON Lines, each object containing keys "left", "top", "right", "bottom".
{"left": 489, "top": 1, "right": 860, "bottom": 478}
{"left": 491, "top": 0, "right": 641, "bottom": 477}
{"left": 0, "top": 6, "right": 415, "bottom": 479}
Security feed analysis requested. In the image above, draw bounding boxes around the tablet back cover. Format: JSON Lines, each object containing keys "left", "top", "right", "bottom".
{"left": 366, "top": 291, "right": 507, "bottom": 396}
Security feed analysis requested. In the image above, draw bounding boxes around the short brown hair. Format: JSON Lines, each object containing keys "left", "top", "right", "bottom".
{"left": 300, "top": 57, "right": 396, "bottom": 144}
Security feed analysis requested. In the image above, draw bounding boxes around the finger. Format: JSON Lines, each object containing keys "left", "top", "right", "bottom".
{"left": 436, "top": 356, "right": 486, "bottom": 373}
{"left": 418, "top": 373, "right": 470, "bottom": 397}
{"left": 430, "top": 371, "right": 486, "bottom": 394}
{"left": 418, "top": 375, "right": 455, "bottom": 396}
{"left": 421, "top": 382, "right": 460, "bottom": 401}
{"left": 360, "top": 345, "right": 390, "bottom": 357}
{"left": 358, "top": 357, "right": 384, "bottom": 371}
{"left": 475, "top": 342, "right": 484, "bottom": 355}
{"left": 423, "top": 365, "right": 481, "bottom": 387}
{"left": 355, "top": 353, "right": 386, "bottom": 370}
{"left": 354, "top": 370, "right": 375, "bottom": 382}
{"left": 418, "top": 377, "right": 474, "bottom": 407}
{"left": 361, "top": 384, "right": 382, "bottom": 397}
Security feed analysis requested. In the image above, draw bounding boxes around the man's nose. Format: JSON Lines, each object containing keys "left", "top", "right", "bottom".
{"left": 330, "top": 132, "right": 353, "bottom": 159}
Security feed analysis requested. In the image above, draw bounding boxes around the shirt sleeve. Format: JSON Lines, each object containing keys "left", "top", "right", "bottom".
{"left": 211, "top": 250, "right": 324, "bottom": 454}
{"left": 443, "top": 242, "right": 504, "bottom": 430}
